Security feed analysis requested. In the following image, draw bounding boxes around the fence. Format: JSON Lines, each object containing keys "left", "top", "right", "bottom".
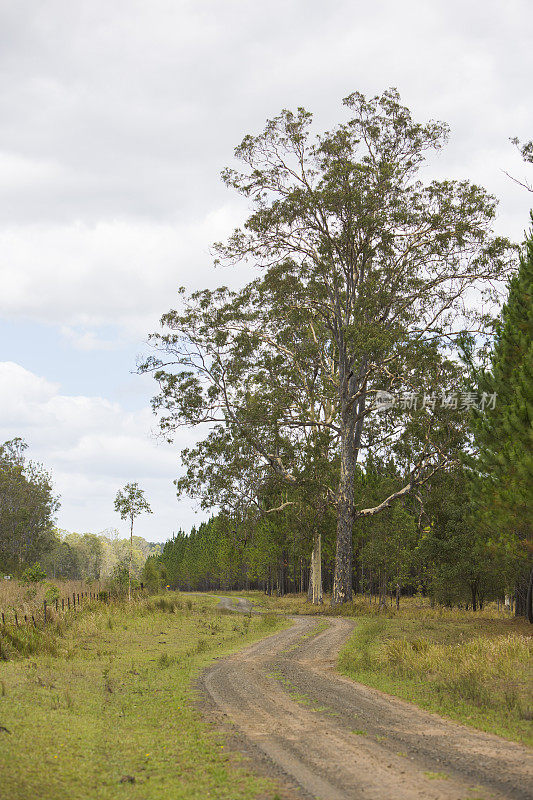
{"left": 0, "top": 589, "right": 111, "bottom": 631}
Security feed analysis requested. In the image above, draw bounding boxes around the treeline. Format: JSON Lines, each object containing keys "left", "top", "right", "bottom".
{"left": 43, "top": 530, "right": 161, "bottom": 582}
{"left": 156, "top": 462, "right": 523, "bottom": 611}
{"left": 0, "top": 437, "right": 159, "bottom": 582}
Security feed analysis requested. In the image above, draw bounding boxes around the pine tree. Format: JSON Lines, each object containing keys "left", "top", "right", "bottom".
{"left": 472, "top": 215, "right": 533, "bottom": 619}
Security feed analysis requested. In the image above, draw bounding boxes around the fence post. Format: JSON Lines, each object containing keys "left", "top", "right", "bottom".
{"left": 67, "top": 597, "right": 70, "bottom": 609}
{"left": 31, "top": 615, "right": 36, "bottom": 628}
{"left": 15, "top": 612, "right": 18, "bottom": 627}
{"left": 62, "top": 598, "right": 65, "bottom": 611}
{"left": 72, "top": 593, "right": 76, "bottom": 608}
{"left": 43, "top": 599, "right": 47, "bottom": 623}
{"left": 55, "top": 599, "right": 59, "bottom": 612}
{"left": 1, "top": 612, "right": 4, "bottom": 627}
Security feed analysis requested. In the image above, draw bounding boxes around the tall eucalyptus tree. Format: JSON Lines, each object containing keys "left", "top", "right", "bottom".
{"left": 142, "top": 89, "right": 513, "bottom": 603}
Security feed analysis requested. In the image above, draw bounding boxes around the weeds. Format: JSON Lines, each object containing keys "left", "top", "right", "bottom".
{"left": 0, "top": 579, "right": 96, "bottom": 617}
{"left": 158, "top": 652, "right": 174, "bottom": 668}
{"left": 339, "top": 618, "right": 533, "bottom": 745}
{"left": 260, "top": 612, "right": 279, "bottom": 631}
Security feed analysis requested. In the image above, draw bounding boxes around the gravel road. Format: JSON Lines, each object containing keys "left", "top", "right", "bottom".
{"left": 200, "top": 603, "right": 533, "bottom": 800}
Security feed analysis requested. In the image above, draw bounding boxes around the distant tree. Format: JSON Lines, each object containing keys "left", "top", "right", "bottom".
{"left": 0, "top": 438, "right": 59, "bottom": 573}
{"left": 42, "top": 534, "right": 80, "bottom": 579}
{"left": 142, "top": 555, "right": 166, "bottom": 593}
{"left": 114, "top": 483, "right": 152, "bottom": 600}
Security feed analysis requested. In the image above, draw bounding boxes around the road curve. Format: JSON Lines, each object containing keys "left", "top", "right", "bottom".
{"left": 200, "top": 609, "right": 533, "bottom": 800}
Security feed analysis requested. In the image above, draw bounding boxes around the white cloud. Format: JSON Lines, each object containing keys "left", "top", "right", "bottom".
{"left": 0, "top": 0, "right": 531, "bottom": 539}
{"left": 59, "top": 326, "right": 117, "bottom": 352}
{"left": 0, "top": 361, "right": 198, "bottom": 541}
{"left": 0, "top": 206, "right": 248, "bottom": 338}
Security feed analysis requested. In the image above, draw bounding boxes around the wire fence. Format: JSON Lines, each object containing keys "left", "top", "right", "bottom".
{"left": 0, "top": 589, "right": 111, "bottom": 630}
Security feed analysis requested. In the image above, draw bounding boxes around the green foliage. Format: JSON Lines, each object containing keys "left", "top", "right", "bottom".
{"left": 141, "top": 88, "right": 513, "bottom": 604}
{"left": 20, "top": 562, "right": 46, "bottom": 583}
{"left": 470, "top": 215, "right": 533, "bottom": 614}
{"left": 44, "top": 583, "right": 60, "bottom": 602}
{"left": 0, "top": 439, "right": 59, "bottom": 574}
{"left": 114, "top": 482, "right": 152, "bottom": 525}
{"left": 111, "top": 562, "right": 138, "bottom": 594}
{"left": 418, "top": 469, "right": 512, "bottom": 609}
{"left": 142, "top": 555, "right": 165, "bottom": 593}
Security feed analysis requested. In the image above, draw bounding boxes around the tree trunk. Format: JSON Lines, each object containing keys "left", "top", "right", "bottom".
{"left": 378, "top": 571, "right": 387, "bottom": 610}
{"left": 332, "top": 366, "right": 366, "bottom": 606}
{"left": 471, "top": 583, "right": 477, "bottom": 612}
{"left": 308, "top": 532, "right": 323, "bottom": 604}
{"left": 128, "top": 517, "right": 133, "bottom": 602}
{"left": 515, "top": 569, "right": 532, "bottom": 618}
{"left": 526, "top": 568, "right": 533, "bottom": 624}
{"left": 332, "top": 413, "right": 357, "bottom": 604}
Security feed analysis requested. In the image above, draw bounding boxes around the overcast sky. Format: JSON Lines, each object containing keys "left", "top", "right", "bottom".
{"left": 0, "top": 0, "right": 531, "bottom": 542}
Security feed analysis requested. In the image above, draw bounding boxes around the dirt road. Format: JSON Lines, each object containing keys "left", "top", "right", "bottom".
{"left": 201, "top": 605, "right": 532, "bottom": 800}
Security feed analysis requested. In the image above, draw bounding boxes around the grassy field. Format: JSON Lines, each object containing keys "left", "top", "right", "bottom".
{"left": 338, "top": 615, "right": 533, "bottom": 747}
{"left": 0, "top": 578, "right": 98, "bottom": 619}
{"left": 0, "top": 592, "right": 289, "bottom": 800}
{"left": 212, "top": 590, "right": 533, "bottom": 746}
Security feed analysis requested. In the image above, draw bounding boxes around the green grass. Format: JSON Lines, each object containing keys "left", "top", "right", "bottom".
{"left": 0, "top": 593, "right": 290, "bottom": 800}
{"left": 337, "top": 616, "right": 533, "bottom": 746}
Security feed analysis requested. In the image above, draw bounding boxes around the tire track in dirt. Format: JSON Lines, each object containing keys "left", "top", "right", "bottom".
{"left": 200, "top": 604, "right": 532, "bottom": 800}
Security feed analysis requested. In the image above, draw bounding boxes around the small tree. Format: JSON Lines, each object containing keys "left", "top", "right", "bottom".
{"left": 114, "top": 483, "right": 152, "bottom": 600}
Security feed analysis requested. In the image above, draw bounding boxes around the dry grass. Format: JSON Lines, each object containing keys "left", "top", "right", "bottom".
{"left": 211, "top": 590, "right": 517, "bottom": 622}
{"left": 0, "top": 578, "right": 102, "bottom": 619}
{"left": 338, "top": 616, "right": 533, "bottom": 745}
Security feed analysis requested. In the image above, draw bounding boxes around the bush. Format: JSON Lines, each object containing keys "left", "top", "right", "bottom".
{"left": 21, "top": 563, "right": 46, "bottom": 583}
{"left": 44, "top": 583, "right": 60, "bottom": 603}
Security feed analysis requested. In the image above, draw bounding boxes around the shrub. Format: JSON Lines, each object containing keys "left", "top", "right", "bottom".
{"left": 44, "top": 583, "right": 60, "bottom": 603}
{"left": 21, "top": 563, "right": 46, "bottom": 583}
